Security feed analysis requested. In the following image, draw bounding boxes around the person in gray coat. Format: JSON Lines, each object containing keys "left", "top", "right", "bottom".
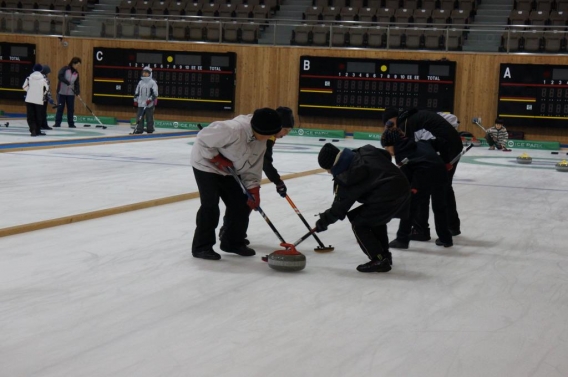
{"left": 190, "top": 108, "right": 282, "bottom": 261}
{"left": 132, "top": 66, "right": 159, "bottom": 134}
{"left": 54, "top": 57, "right": 81, "bottom": 128}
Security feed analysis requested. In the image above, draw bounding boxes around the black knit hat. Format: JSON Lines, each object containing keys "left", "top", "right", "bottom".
{"left": 251, "top": 108, "right": 282, "bottom": 135}
{"left": 381, "top": 128, "right": 405, "bottom": 148}
{"left": 41, "top": 65, "right": 51, "bottom": 75}
{"left": 318, "top": 143, "right": 340, "bottom": 170}
{"left": 33, "top": 64, "right": 43, "bottom": 72}
{"left": 382, "top": 107, "right": 400, "bottom": 124}
{"left": 276, "top": 106, "right": 295, "bottom": 128}
{"left": 495, "top": 117, "right": 504, "bottom": 125}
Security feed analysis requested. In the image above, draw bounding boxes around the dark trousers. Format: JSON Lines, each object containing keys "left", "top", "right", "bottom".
{"left": 192, "top": 168, "right": 250, "bottom": 253}
{"left": 398, "top": 185, "right": 452, "bottom": 244}
{"left": 26, "top": 103, "right": 43, "bottom": 135}
{"left": 348, "top": 206, "right": 391, "bottom": 261}
{"left": 134, "top": 107, "right": 155, "bottom": 133}
{"left": 55, "top": 94, "right": 75, "bottom": 127}
{"left": 41, "top": 102, "right": 48, "bottom": 128}
{"left": 413, "top": 161, "right": 461, "bottom": 234}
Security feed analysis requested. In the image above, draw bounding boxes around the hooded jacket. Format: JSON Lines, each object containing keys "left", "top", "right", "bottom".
{"left": 322, "top": 145, "right": 410, "bottom": 226}
{"left": 22, "top": 71, "right": 49, "bottom": 105}
{"left": 190, "top": 115, "right": 267, "bottom": 189}
{"left": 134, "top": 76, "right": 159, "bottom": 108}
{"left": 397, "top": 109, "right": 463, "bottom": 163}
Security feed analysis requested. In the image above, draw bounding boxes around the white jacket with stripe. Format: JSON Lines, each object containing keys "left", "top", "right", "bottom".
{"left": 23, "top": 72, "right": 49, "bottom": 105}
{"left": 190, "top": 114, "right": 266, "bottom": 189}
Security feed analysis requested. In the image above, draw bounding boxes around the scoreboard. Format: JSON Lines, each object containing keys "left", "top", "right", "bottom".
{"left": 298, "top": 56, "right": 456, "bottom": 119}
{"left": 92, "top": 48, "right": 236, "bottom": 111}
{"left": 0, "top": 42, "right": 36, "bottom": 100}
{"left": 498, "top": 63, "right": 568, "bottom": 127}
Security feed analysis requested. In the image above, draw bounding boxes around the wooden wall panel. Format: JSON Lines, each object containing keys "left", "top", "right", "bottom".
{"left": 1, "top": 34, "right": 568, "bottom": 142}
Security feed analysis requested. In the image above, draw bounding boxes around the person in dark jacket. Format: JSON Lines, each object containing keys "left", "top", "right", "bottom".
{"left": 40, "top": 65, "right": 56, "bottom": 130}
{"left": 54, "top": 57, "right": 81, "bottom": 128}
{"left": 383, "top": 107, "right": 463, "bottom": 238}
{"left": 315, "top": 143, "right": 411, "bottom": 273}
{"left": 381, "top": 128, "right": 453, "bottom": 248}
{"left": 263, "top": 106, "right": 295, "bottom": 197}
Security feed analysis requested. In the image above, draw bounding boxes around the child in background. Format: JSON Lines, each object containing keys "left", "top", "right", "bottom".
{"left": 23, "top": 64, "right": 49, "bottom": 137}
{"left": 486, "top": 118, "right": 510, "bottom": 151}
{"left": 132, "top": 66, "right": 159, "bottom": 134}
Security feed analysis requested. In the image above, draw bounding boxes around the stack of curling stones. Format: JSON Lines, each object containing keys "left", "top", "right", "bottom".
{"left": 556, "top": 159, "right": 568, "bottom": 172}
{"left": 516, "top": 153, "right": 532, "bottom": 164}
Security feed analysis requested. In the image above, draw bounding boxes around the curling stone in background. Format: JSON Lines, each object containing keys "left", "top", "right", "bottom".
{"left": 556, "top": 159, "right": 568, "bottom": 172}
{"left": 516, "top": 153, "right": 532, "bottom": 164}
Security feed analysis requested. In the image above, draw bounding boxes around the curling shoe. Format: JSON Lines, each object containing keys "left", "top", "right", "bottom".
{"left": 409, "top": 229, "right": 431, "bottom": 242}
{"left": 192, "top": 249, "right": 221, "bottom": 260}
{"left": 388, "top": 239, "right": 409, "bottom": 249}
{"left": 356, "top": 256, "right": 392, "bottom": 273}
{"left": 220, "top": 244, "right": 256, "bottom": 257}
{"left": 435, "top": 239, "right": 453, "bottom": 248}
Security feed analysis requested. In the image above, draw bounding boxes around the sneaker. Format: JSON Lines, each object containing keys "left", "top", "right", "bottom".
{"left": 220, "top": 244, "right": 256, "bottom": 256}
{"left": 192, "top": 249, "right": 221, "bottom": 260}
{"left": 53, "top": 124, "right": 61, "bottom": 128}
{"left": 489, "top": 146, "right": 495, "bottom": 150}
{"left": 130, "top": 131, "right": 143, "bottom": 135}
{"left": 449, "top": 229, "right": 461, "bottom": 236}
{"left": 435, "top": 239, "right": 453, "bottom": 248}
{"left": 409, "top": 229, "right": 431, "bottom": 242}
{"left": 37, "top": 132, "right": 46, "bottom": 136}
{"left": 388, "top": 239, "right": 409, "bottom": 249}
{"left": 69, "top": 125, "right": 76, "bottom": 128}
{"left": 356, "top": 257, "right": 392, "bottom": 273}
{"left": 41, "top": 126, "right": 53, "bottom": 130}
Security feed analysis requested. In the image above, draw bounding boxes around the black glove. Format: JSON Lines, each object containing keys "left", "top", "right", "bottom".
{"left": 275, "top": 180, "right": 287, "bottom": 198}
{"left": 315, "top": 218, "right": 328, "bottom": 233}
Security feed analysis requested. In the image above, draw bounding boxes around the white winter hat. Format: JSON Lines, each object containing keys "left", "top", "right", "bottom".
{"left": 438, "top": 112, "right": 459, "bottom": 129}
{"left": 143, "top": 66, "right": 152, "bottom": 73}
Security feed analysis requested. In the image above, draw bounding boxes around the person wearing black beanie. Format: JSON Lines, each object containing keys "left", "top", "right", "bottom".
{"left": 382, "top": 107, "right": 400, "bottom": 126}
{"left": 40, "top": 64, "right": 56, "bottom": 130}
{"left": 218, "top": 106, "right": 295, "bottom": 245}
{"left": 190, "top": 109, "right": 282, "bottom": 261}
{"left": 314, "top": 143, "right": 411, "bottom": 273}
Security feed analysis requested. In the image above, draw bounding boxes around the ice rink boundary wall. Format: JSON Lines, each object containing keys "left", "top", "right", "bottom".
{"left": 1, "top": 34, "right": 568, "bottom": 143}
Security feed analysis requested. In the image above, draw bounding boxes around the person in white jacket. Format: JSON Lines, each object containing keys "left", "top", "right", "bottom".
{"left": 132, "top": 66, "right": 159, "bottom": 134}
{"left": 190, "top": 108, "right": 282, "bottom": 260}
{"left": 22, "top": 64, "right": 49, "bottom": 137}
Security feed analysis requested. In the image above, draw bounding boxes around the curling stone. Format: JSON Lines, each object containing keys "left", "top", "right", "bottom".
{"left": 516, "top": 153, "right": 532, "bottom": 164}
{"left": 265, "top": 249, "right": 306, "bottom": 272}
{"left": 555, "top": 159, "right": 568, "bottom": 172}
{"left": 470, "top": 137, "right": 481, "bottom": 147}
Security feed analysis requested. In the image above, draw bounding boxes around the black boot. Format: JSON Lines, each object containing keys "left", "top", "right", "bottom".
{"left": 388, "top": 239, "right": 409, "bottom": 249}
{"left": 435, "top": 238, "right": 453, "bottom": 248}
{"left": 192, "top": 249, "right": 221, "bottom": 260}
{"left": 220, "top": 244, "right": 256, "bottom": 256}
{"left": 356, "top": 256, "right": 392, "bottom": 273}
{"left": 449, "top": 229, "right": 461, "bottom": 236}
{"left": 409, "top": 228, "right": 431, "bottom": 241}
{"left": 219, "top": 225, "right": 250, "bottom": 245}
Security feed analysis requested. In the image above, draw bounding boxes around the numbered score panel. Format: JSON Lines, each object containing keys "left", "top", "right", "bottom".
{"left": 92, "top": 48, "right": 236, "bottom": 111}
{"left": 498, "top": 64, "right": 568, "bottom": 127}
{"left": 0, "top": 43, "right": 36, "bottom": 100}
{"left": 298, "top": 56, "right": 456, "bottom": 119}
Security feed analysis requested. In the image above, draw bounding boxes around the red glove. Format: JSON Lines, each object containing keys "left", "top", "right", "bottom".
{"left": 446, "top": 163, "right": 454, "bottom": 171}
{"left": 210, "top": 154, "right": 233, "bottom": 171}
{"left": 247, "top": 186, "right": 260, "bottom": 210}
{"left": 133, "top": 101, "right": 138, "bottom": 107}
{"left": 146, "top": 99, "right": 152, "bottom": 105}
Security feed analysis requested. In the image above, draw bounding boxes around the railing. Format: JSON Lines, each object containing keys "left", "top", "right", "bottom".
{"left": 0, "top": 8, "right": 567, "bottom": 53}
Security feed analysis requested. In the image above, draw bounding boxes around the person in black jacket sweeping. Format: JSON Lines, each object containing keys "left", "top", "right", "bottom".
{"left": 381, "top": 128, "right": 453, "bottom": 248}
{"left": 383, "top": 107, "right": 463, "bottom": 238}
{"left": 315, "top": 143, "right": 411, "bottom": 273}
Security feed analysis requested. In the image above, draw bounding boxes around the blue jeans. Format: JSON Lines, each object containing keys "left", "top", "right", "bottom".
{"left": 55, "top": 94, "right": 75, "bottom": 127}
